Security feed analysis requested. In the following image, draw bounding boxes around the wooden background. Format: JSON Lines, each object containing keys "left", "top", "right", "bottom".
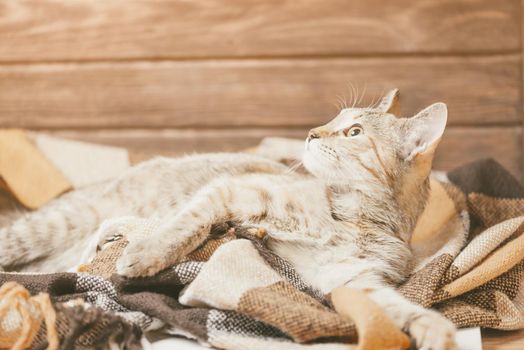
{"left": 1, "top": 1, "right": 524, "bottom": 347}
{"left": 0, "top": 0, "right": 523, "bottom": 181}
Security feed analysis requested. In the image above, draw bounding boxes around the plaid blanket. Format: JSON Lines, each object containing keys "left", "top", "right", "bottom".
{"left": 1, "top": 158, "right": 523, "bottom": 349}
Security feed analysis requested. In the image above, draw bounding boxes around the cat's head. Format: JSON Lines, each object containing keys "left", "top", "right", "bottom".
{"left": 303, "top": 89, "right": 447, "bottom": 191}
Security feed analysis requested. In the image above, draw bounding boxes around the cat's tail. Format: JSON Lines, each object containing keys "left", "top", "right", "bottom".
{"left": 0, "top": 192, "right": 105, "bottom": 269}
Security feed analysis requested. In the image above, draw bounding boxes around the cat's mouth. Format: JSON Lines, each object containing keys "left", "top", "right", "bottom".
{"left": 304, "top": 137, "right": 312, "bottom": 151}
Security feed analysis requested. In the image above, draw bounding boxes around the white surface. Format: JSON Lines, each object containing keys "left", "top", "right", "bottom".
{"left": 456, "top": 327, "right": 483, "bottom": 350}
{"left": 35, "top": 134, "right": 130, "bottom": 188}
{"left": 149, "top": 327, "right": 483, "bottom": 350}
{"left": 151, "top": 337, "right": 208, "bottom": 350}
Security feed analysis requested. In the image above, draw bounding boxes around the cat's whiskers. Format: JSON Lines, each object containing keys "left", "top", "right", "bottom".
{"left": 348, "top": 82, "right": 358, "bottom": 108}
{"left": 285, "top": 160, "right": 304, "bottom": 175}
{"left": 333, "top": 98, "right": 341, "bottom": 111}
{"left": 367, "top": 90, "right": 381, "bottom": 110}
{"left": 334, "top": 94, "right": 348, "bottom": 110}
{"left": 346, "top": 83, "right": 354, "bottom": 109}
{"left": 357, "top": 84, "right": 367, "bottom": 107}
{"left": 371, "top": 87, "right": 387, "bottom": 109}
{"left": 319, "top": 144, "right": 340, "bottom": 161}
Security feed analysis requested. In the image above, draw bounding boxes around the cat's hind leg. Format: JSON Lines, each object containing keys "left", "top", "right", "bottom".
{"left": 0, "top": 193, "right": 104, "bottom": 271}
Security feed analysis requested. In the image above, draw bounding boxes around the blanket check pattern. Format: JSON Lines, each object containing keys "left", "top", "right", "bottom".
{"left": 1, "top": 158, "right": 523, "bottom": 349}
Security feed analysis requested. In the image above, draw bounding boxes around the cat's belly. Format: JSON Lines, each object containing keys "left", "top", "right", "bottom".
{"left": 267, "top": 238, "right": 380, "bottom": 294}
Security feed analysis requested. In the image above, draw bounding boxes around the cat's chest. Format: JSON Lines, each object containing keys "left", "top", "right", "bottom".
{"left": 268, "top": 237, "right": 366, "bottom": 294}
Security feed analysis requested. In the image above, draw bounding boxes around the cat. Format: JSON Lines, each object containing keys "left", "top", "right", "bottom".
{"left": 0, "top": 89, "right": 456, "bottom": 350}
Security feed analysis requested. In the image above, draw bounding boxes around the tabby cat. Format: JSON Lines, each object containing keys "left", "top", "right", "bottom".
{"left": 0, "top": 89, "right": 455, "bottom": 349}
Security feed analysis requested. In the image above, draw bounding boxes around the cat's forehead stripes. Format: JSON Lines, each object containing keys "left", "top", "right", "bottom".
{"left": 327, "top": 109, "right": 365, "bottom": 132}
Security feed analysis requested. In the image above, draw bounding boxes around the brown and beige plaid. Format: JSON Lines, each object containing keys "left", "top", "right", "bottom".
{"left": 1, "top": 158, "right": 523, "bottom": 349}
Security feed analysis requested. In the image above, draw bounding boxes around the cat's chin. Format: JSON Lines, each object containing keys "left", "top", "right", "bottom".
{"left": 302, "top": 151, "right": 332, "bottom": 182}
{"left": 303, "top": 155, "right": 355, "bottom": 186}
{"left": 302, "top": 151, "right": 318, "bottom": 175}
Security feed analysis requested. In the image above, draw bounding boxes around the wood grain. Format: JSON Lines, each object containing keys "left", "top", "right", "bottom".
{"left": 435, "top": 127, "right": 523, "bottom": 180}
{"left": 0, "top": 55, "right": 520, "bottom": 129}
{"left": 520, "top": 0, "right": 524, "bottom": 201}
{"left": 46, "top": 126, "right": 524, "bottom": 181}
{"left": 0, "top": 0, "right": 519, "bottom": 62}
{"left": 0, "top": 1, "right": 521, "bottom": 348}
{"left": 482, "top": 329, "right": 524, "bottom": 350}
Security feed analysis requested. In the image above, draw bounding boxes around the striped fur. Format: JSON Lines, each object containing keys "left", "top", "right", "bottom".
{"left": 0, "top": 90, "right": 455, "bottom": 349}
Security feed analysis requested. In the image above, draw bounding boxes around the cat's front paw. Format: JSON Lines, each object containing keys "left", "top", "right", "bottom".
{"left": 408, "top": 310, "right": 456, "bottom": 350}
{"left": 116, "top": 239, "right": 168, "bottom": 277}
{"left": 96, "top": 216, "right": 164, "bottom": 251}
{"left": 95, "top": 216, "right": 139, "bottom": 251}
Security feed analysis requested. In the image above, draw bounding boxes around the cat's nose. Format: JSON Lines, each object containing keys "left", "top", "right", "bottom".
{"left": 307, "top": 130, "right": 320, "bottom": 143}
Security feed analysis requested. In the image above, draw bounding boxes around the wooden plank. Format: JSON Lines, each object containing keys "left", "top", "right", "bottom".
{"left": 45, "top": 128, "right": 306, "bottom": 164}
{"left": 520, "top": 0, "right": 524, "bottom": 195}
{"left": 482, "top": 329, "right": 524, "bottom": 350}
{"left": 434, "top": 127, "right": 523, "bottom": 180}
{"left": 0, "top": 55, "right": 520, "bottom": 129}
{"left": 0, "top": 0, "right": 519, "bottom": 62}
{"left": 46, "top": 126, "right": 523, "bottom": 181}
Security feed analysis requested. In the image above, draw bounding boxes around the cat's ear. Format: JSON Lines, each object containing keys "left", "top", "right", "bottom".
{"left": 402, "top": 102, "right": 447, "bottom": 162}
{"left": 376, "top": 88, "right": 400, "bottom": 115}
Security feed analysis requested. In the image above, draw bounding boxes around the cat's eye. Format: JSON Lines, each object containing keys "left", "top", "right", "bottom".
{"left": 344, "top": 125, "right": 363, "bottom": 137}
